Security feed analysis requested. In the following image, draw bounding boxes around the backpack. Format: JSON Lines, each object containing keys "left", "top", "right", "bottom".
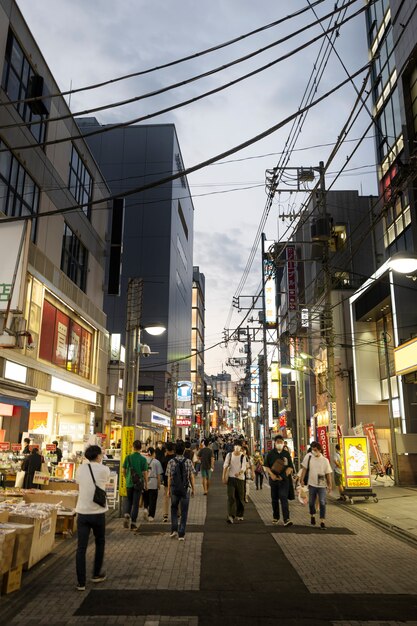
{"left": 128, "top": 456, "right": 144, "bottom": 492}
{"left": 171, "top": 457, "right": 189, "bottom": 497}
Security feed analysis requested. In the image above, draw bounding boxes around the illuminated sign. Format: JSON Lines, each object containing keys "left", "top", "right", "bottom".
{"left": 177, "top": 381, "right": 193, "bottom": 402}
{"left": 394, "top": 337, "right": 417, "bottom": 376}
{"left": 176, "top": 417, "right": 192, "bottom": 427}
{"left": 151, "top": 411, "right": 171, "bottom": 428}
{"left": 51, "top": 376, "right": 97, "bottom": 404}
{"left": 342, "top": 436, "right": 371, "bottom": 489}
{"left": 301, "top": 308, "right": 309, "bottom": 328}
{"left": 287, "top": 246, "right": 297, "bottom": 311}
{"left": 263, "top": 257, "right": 277, "bottom": 326}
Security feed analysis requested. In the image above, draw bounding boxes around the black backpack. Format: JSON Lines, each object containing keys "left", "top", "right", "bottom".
{"left": 171, "top": 457, "right": 189, "bottom": 497}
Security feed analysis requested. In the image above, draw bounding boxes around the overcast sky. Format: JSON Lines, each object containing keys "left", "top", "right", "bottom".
{"left": 16, "top": 0, "right": 377, "bottom": 377}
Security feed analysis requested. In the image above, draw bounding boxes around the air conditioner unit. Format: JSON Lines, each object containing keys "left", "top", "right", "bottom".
{"left": 0, "top": 334, "right": 17, "bottom": 348}
{"left": 27, "top": 75, "right": 51, "bottom": 116}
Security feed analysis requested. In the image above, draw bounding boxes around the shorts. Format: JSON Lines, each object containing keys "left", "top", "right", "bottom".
{"left": 334, "top": 472, "right": 342, "bottom": 486}
{"left": 201, "top": 469, "right": 213, "bottom": 479}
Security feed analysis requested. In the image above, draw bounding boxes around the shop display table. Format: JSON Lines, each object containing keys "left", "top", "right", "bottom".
{"left": 8, "top": 510, "right": 57, "bottom": 570}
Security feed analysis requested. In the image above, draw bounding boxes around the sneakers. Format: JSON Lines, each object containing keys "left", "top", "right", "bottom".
{"left": 320, "top": 522, "right": 326, "bottom": 530}
{"left": 272, "top": 518, "right": 279, "bottom": 525}
{"left": 284, "top": 519, "right": 293, "bottom": 527}
{"left": 227, "top": 516, "right": 234, "bottom": 524}
{"left": 170, "top": 531, "right": 178, "bottom": 538}
{"left": 91, "top": 572, "right": 107, "bottom": 583}
{"left": 143, "top": 510, "right": 149, "bottom": 520}
{"left": 148, "top": 516, "right": 154, "bottom": 522}
{"left": 162, "top": 515, "right": 168, "bottom": 523}
{"left": 178, "top": 536, "right": 185, "bottom": 541}
{"left": 130, "top": 523, "right": 138, "bottom": 531}
{"left": 310, "top": 516, "right": 316, "bottom": 526}
{"left": 236, "top": 517, "right": 244, "bottom": 521}
{"left": 76, "top": 584, "right": 86, "bottom": 591}
{"left": 123, "top": 513, "right": 131, "bottom": 529}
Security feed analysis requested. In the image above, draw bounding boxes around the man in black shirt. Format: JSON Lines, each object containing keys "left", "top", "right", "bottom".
{"left": 264, "top": 435, "right": 294, "bottom": 526}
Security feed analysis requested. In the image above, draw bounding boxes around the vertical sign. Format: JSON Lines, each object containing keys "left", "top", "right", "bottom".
{"left": 363, "top": 423, "right": 384, "bottom": 472}
{"left": 286, "top": 246, "right": 297, "bottom": 311}
{"left": 317, "top": 426, "right": 330, "bottom": 461}
{"left": 119, "top": 426, "right": 134, "bottom": 497}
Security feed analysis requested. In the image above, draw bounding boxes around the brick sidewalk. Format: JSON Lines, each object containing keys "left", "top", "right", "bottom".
{"left": 1, "top": 466, "right": 417, "bottom": 625}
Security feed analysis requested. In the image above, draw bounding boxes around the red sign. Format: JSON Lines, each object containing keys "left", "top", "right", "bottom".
{"left": 317, "top": 426, "right": 330, "bottom": 461}
{"left": 29, "top": 444, "right": 40, "bottom": 451}
{"left": 11, "top": 444, "right": 22, "bottom": 452}
{"left": 0, "top": 442, "right": 10, "bottom": 451}
{"left": 46, "top": 444, "right": 56, "bottom": 451}
{"left": 363, "top": 423, "right": 384, "bottom": 472}
{"left": 176, "top": 418, "right": 191, "bottom": 427}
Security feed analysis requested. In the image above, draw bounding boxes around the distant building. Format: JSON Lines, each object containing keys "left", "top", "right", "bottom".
{"left": 191, "top": 267, "right": 205, "bottom": 434}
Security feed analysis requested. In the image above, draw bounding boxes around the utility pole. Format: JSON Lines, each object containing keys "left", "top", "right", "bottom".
{"left": 261, "top": 234, "right": 270, "bottom": 454}
{"left": 123, "top": 278, "right": 143, "bottom": 428}
{"left": 382, "top": 319, "right": 400, "bottom": 484}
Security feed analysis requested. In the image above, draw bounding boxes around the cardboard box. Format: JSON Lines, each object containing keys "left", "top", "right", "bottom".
{"left": 2, "top": 565, "right": 22, "bottom": 594}
{"left": 0, "top": 529, "right": 16, "bottom": 574}
{"left": 23, "top": 491, "right": 78, "bottom": 509}
{"left": 0, "top": 523, "right": 34, "bottom": 568}
{"left": 41, "top": 481, "right": 78, "bottom": 492}
{"left": 0, "top": 510, "right": 9, "bottom": 523}
{"left": 8, "top": 511, "right": 57, "bottom": 570}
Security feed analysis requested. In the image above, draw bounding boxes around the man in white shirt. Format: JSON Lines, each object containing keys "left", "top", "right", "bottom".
{"left": 75, "top": 445, "right": 110, "bottom": 591}
{"left": 222, "top": 440, "right": 247, "bottom": 524}
{"left": 300, "top": 441, "right": 332, "bottom": 529}
{"left": 333, "top": 443, "right": 345, "bottom": 501}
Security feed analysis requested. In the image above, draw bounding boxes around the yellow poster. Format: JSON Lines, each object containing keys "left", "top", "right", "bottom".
{"left": 342, "top": 436, "right": 371, "bottom": 489}
{"left": 119, "top": 426, "right": 134, "bottom": 497}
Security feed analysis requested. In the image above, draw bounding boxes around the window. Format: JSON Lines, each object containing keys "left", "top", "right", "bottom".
{"left": 410, "top": 64, "right": 417, "bottom": 138}
{"left": 376, "top": 88, "right": 402, "bottom": 163}
{"left": 178, "top": 201, "right": 188, "bottom": 239}
{"left": 1, "top": 30, "right": 48, "bottom": 144}
{"left": 0, "top": 140, "right": 39, "bottom": 241}
{"left": 61, "top": 223, "right": 88, "bottom": 292}
{"left": 137, "top": 386, "right": 154, "bottom": 401}
{"left": 68, "top": 145, "right": 93, "bottom": 218}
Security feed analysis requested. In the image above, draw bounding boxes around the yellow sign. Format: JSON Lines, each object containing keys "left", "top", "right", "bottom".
{"left": 342, "top": 436, "right": 371, "bottom": 489}
{"left": 127, "top": 392, "right": 134, "bottom": 411}
{"left": 119, "top": 426, "right": 134, "bottom": 497}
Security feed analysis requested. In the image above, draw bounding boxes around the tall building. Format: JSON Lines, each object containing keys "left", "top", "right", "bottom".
{"left": 191, "top": 267, "right": 205, "bottom": 434}
{"left": 78, "top": 118, "right": 194, "bottom": 440}
{"left": 0, "top": 1, "right": 109, "bottom": 452}
{"left": 348, "top": 0, "right": 417, "bottom": 483}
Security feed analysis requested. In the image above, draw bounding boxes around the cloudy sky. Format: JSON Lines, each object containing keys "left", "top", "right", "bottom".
{"left": 16, "top": 0, "right": 377, "bottom": 376}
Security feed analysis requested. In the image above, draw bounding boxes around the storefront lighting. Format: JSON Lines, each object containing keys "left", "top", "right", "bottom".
{"left": 50, "top": 376, "right": 97, "bottom": 404}
{"left": 279, "top": 366, "right": 293, "bottom": 374}
{"left": 388, "top": 252, "right": 417, "bottom": 274}
{"left": 4, "top": 360, "right": 27, "bottom": 384}
{"left": 109, "top": 395, "right": 115, "bottom": 412}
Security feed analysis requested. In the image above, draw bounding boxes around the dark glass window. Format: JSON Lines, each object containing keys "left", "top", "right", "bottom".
{"left": 1, "top": 30, "right": 47, "bottom": 144}
{"left": 68, "top": 145, "right": 93, "bottom": 218}
{"left": 0, "top": 140, "right": 39, "bottom": 241}
{"left": 61, "top": 223, "right": 88, "bottom": 292}
{"left": 138, "top": 386, "right": 154, "bottom": 402}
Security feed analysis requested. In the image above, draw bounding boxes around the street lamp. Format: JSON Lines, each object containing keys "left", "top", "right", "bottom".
{"left": 387, "top": 252, "right": 417, "bottom": 274}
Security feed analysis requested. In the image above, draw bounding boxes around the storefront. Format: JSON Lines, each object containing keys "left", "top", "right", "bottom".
{"left": 138, "top": 405, "right": 171, "bottom": 445}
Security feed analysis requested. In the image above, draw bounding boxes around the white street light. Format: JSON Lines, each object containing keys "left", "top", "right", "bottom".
{"left": 143, "top": 325, "right": 166, "bottom": 336}
{"left": 387, "top": 252, "right": 417, "bottom": 274}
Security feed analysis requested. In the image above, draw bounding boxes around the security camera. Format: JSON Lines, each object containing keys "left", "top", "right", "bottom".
{"left": 140, "top": 344, "right": 151, "bottom": 357}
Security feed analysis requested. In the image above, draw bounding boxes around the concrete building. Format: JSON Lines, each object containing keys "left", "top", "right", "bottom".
{"left": 0, "top": 0, "right": 109, "bottom": 456}
{"left": 191, "top": 266, "right": 205, "bottom": 435}
{"left": 78, "top": 118, "right": 194, "bottom": 441}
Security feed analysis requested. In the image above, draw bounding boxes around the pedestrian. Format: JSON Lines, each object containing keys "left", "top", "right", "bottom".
{"left": 300, "top": 441, "right": 333, "bottom": 529}
{"left": 242, "top": 444, "right": 253, "bottom": 503}
{"left": 264, "top": 435, "right": 294, "bottom": 526}
{"left": 222, "top": 439, "right": 247, "bottom": 524}
{"left": 143, "top": 447, "right": 163, "bottom": 521}
{"left": 198, "top": 438, "right": 214, "bottom": 495}
{"left": 22, "top": 447, "right": 42, "bottom": 489}
{"left": 155, "top": 441, "right": 166, "bottom": 464}
{"left": 192, "top": 444, "right": 201, "bottom": 475}
{"left": 253, "top": 448, "right": 265, "bottom": 490}
{"left": 166, "top": 440, "right": 195, "bottom": 540}
{"left": 75, "top": 445, "right": 110, "bottom": 591}
{"left": 122, "top": 440, "right": 149, "bottom": 531}
{"left": 161, "top": 441, "right": 175, "bottom": 523}
{"left": 52, "top": 440, "right": 63, "bottom": 464}
{"left": 333, "top": 443, "right": 345, "bottom": 501}
{"left": 22, "top": 437, "right": 31, "bottom": 455}
{"left": 211, "top": 438, "right": 220, "bottom": 460}
{"left": 184, "top": 440, "right": 193, "bottom": 461}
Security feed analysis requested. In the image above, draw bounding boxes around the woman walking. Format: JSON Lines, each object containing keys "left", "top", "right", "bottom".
{"left": 300, "top": 442, "right": 333, "bottom": 529}
{"left": 75, "top": 445, "right": 110, "bottom": 590}
{"left": 253, "top": 448, "right": 265, "bottom": 490}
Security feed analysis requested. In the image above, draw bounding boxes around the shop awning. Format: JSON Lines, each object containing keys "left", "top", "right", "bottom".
{"left": 0, "top": 377, "right": 38, "bottom": 408}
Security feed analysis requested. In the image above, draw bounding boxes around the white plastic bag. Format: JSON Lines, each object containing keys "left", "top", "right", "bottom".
{"left": 296, "top": 484, "right": 308, "bottom": 505}
{"left": 15, "top": 470, "right": 25, "bottom": 488}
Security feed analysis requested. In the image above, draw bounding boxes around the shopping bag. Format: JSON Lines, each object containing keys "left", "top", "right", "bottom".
{"left": 33, "top": 471, "right": 50, "bottom": 485}
{"left": 15, "top": 470, "right": 25, "bottom": 488}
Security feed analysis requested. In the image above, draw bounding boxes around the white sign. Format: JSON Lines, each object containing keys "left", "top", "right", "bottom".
{"left": 177, "top": 408, "right": 192, "bottom": 416}
{"left": 177, "top": 381, "right": 192, "bottom": 402}
{"left": 301, "top": 308, "right": 309, "bottom": 328}
{"left": 177, "top": 417, "right": 192, "bottom": 427}
{"left": 0, "top": 222, "right": 30, "bottom": 312}
{"left": 151, "top": 411, "right": 171, "bottom": 428}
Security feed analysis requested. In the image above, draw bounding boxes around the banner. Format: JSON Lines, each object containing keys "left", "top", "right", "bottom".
{"left": 363, "top": 423, "right": 384, "bottom": 473}
{"left": 342, "top": 436, "right": 371, "bottom": 489}
{"left": 317, "top": 426, "right": 330, "bottom": 461}
{"left": 119, "top": 426, "right": 134, "bottom": 497}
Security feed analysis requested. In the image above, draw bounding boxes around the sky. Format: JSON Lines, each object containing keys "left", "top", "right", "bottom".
{"left": 16, "top": 0, "right": 378, "bottom": 377}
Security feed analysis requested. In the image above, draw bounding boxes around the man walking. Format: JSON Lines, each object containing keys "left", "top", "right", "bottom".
{"left": 300, "top": 441, "right": 333, "bottom": 529}
{"left": 222, "top": 440, "right": 247, "bottom": 524}
{"left": 166, "top": 441, "right": 195, "bottom": 540}
{"left": 161, "top": 441, "right": 175, "bottom": 523}
{"left": 198, "top": 438, "right": 214, "bottom": 495}
{"left": 264, "top": 435, "right": 294, "bottom": 526}
{"left": 333, "top": 444, "right": 345, "bottom": 501}
{"left": 122, "top": 440, "right": 148, "bottom": 531}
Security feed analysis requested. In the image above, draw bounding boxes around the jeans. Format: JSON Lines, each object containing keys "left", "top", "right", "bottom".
{"left": 171, "top": 491, "right": 190, "bottom": 537}
{"left": 126, "top": 485, "right": 142, "bottom": 523}
{"left": 227, "top": 477, "right": 245, "bottom": 518}
{"left": 309, "top": 485, "right": 327, "bottom": 518}
{"left": 269, "top": 478, "right": 290, "bottom": 520}
{"left": 143, "top": 488, "right": 158, "bottom": 518}
{"left": 255, "top": 472, "right": 264, "bottom": 489}
{"left": 76, "top": 513, "right": 105, "bottom": 586}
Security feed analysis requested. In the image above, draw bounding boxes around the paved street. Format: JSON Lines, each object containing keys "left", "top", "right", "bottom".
{"left": 1, "top": 463, "right": 417, "bottom": 626}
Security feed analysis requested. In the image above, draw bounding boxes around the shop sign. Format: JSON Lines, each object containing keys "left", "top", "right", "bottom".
{"left": 0, "top": 442, "right": 10, "bottom": 451}
{"left": 127, "top": 392, "right": 134, "bottom": 411}
{"left": 40, "top": 517, "right": 52, "bottom": 536}
{"left": 177, "top": 381, "right": 192, "bottom": 402}
{"left": 177, "top": 408, "right": 192, "bottom": 416}
{"left": 151, "top": 412, "right": 171, "bottom": 428}
{"left": 11, "top": 444, "right": 22, "bottom": 452}
{"left": 45, "top": 444, "right": 56, "bottom": 451}
{"left": 263, "top": 257, "right": 277, "bottom": 325}
{"left": 287, "top": 246, "right": 297, "bottom": 311}
{"left": 29, "top": 445, "right": 40, "bottom": 451}
{"left": 0, "top": 221, "right": 29, "bottom": 313}
{"left": 363, "top": 423, "right": 384, "bottom": 472}
{"left": 176, "top": 417, "right": 191, "bottom": 427}
{"left": 342, "top": 436, "right": 371, "bottom": 489}
{"left": 317, "top": 426, "right": 330, "bottom": 461}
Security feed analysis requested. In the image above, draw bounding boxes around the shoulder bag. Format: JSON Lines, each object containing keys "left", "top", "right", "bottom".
{"left": 304, "top": 454, "right": 312, "bottom": 485}
{"left": 88, "top": 463, "right": 107, "bottom": 507}
{"left": 128, "top": 456, "right": 144, "bottom": 491}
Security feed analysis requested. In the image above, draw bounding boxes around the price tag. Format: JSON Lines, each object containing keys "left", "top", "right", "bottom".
{"left": 0, "top": 442, "right": 10, "bottom": 451}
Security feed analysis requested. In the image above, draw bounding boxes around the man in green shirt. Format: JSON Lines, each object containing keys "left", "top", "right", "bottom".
{"left": 122, "top": 440, "right": 148, "bottom": 531}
